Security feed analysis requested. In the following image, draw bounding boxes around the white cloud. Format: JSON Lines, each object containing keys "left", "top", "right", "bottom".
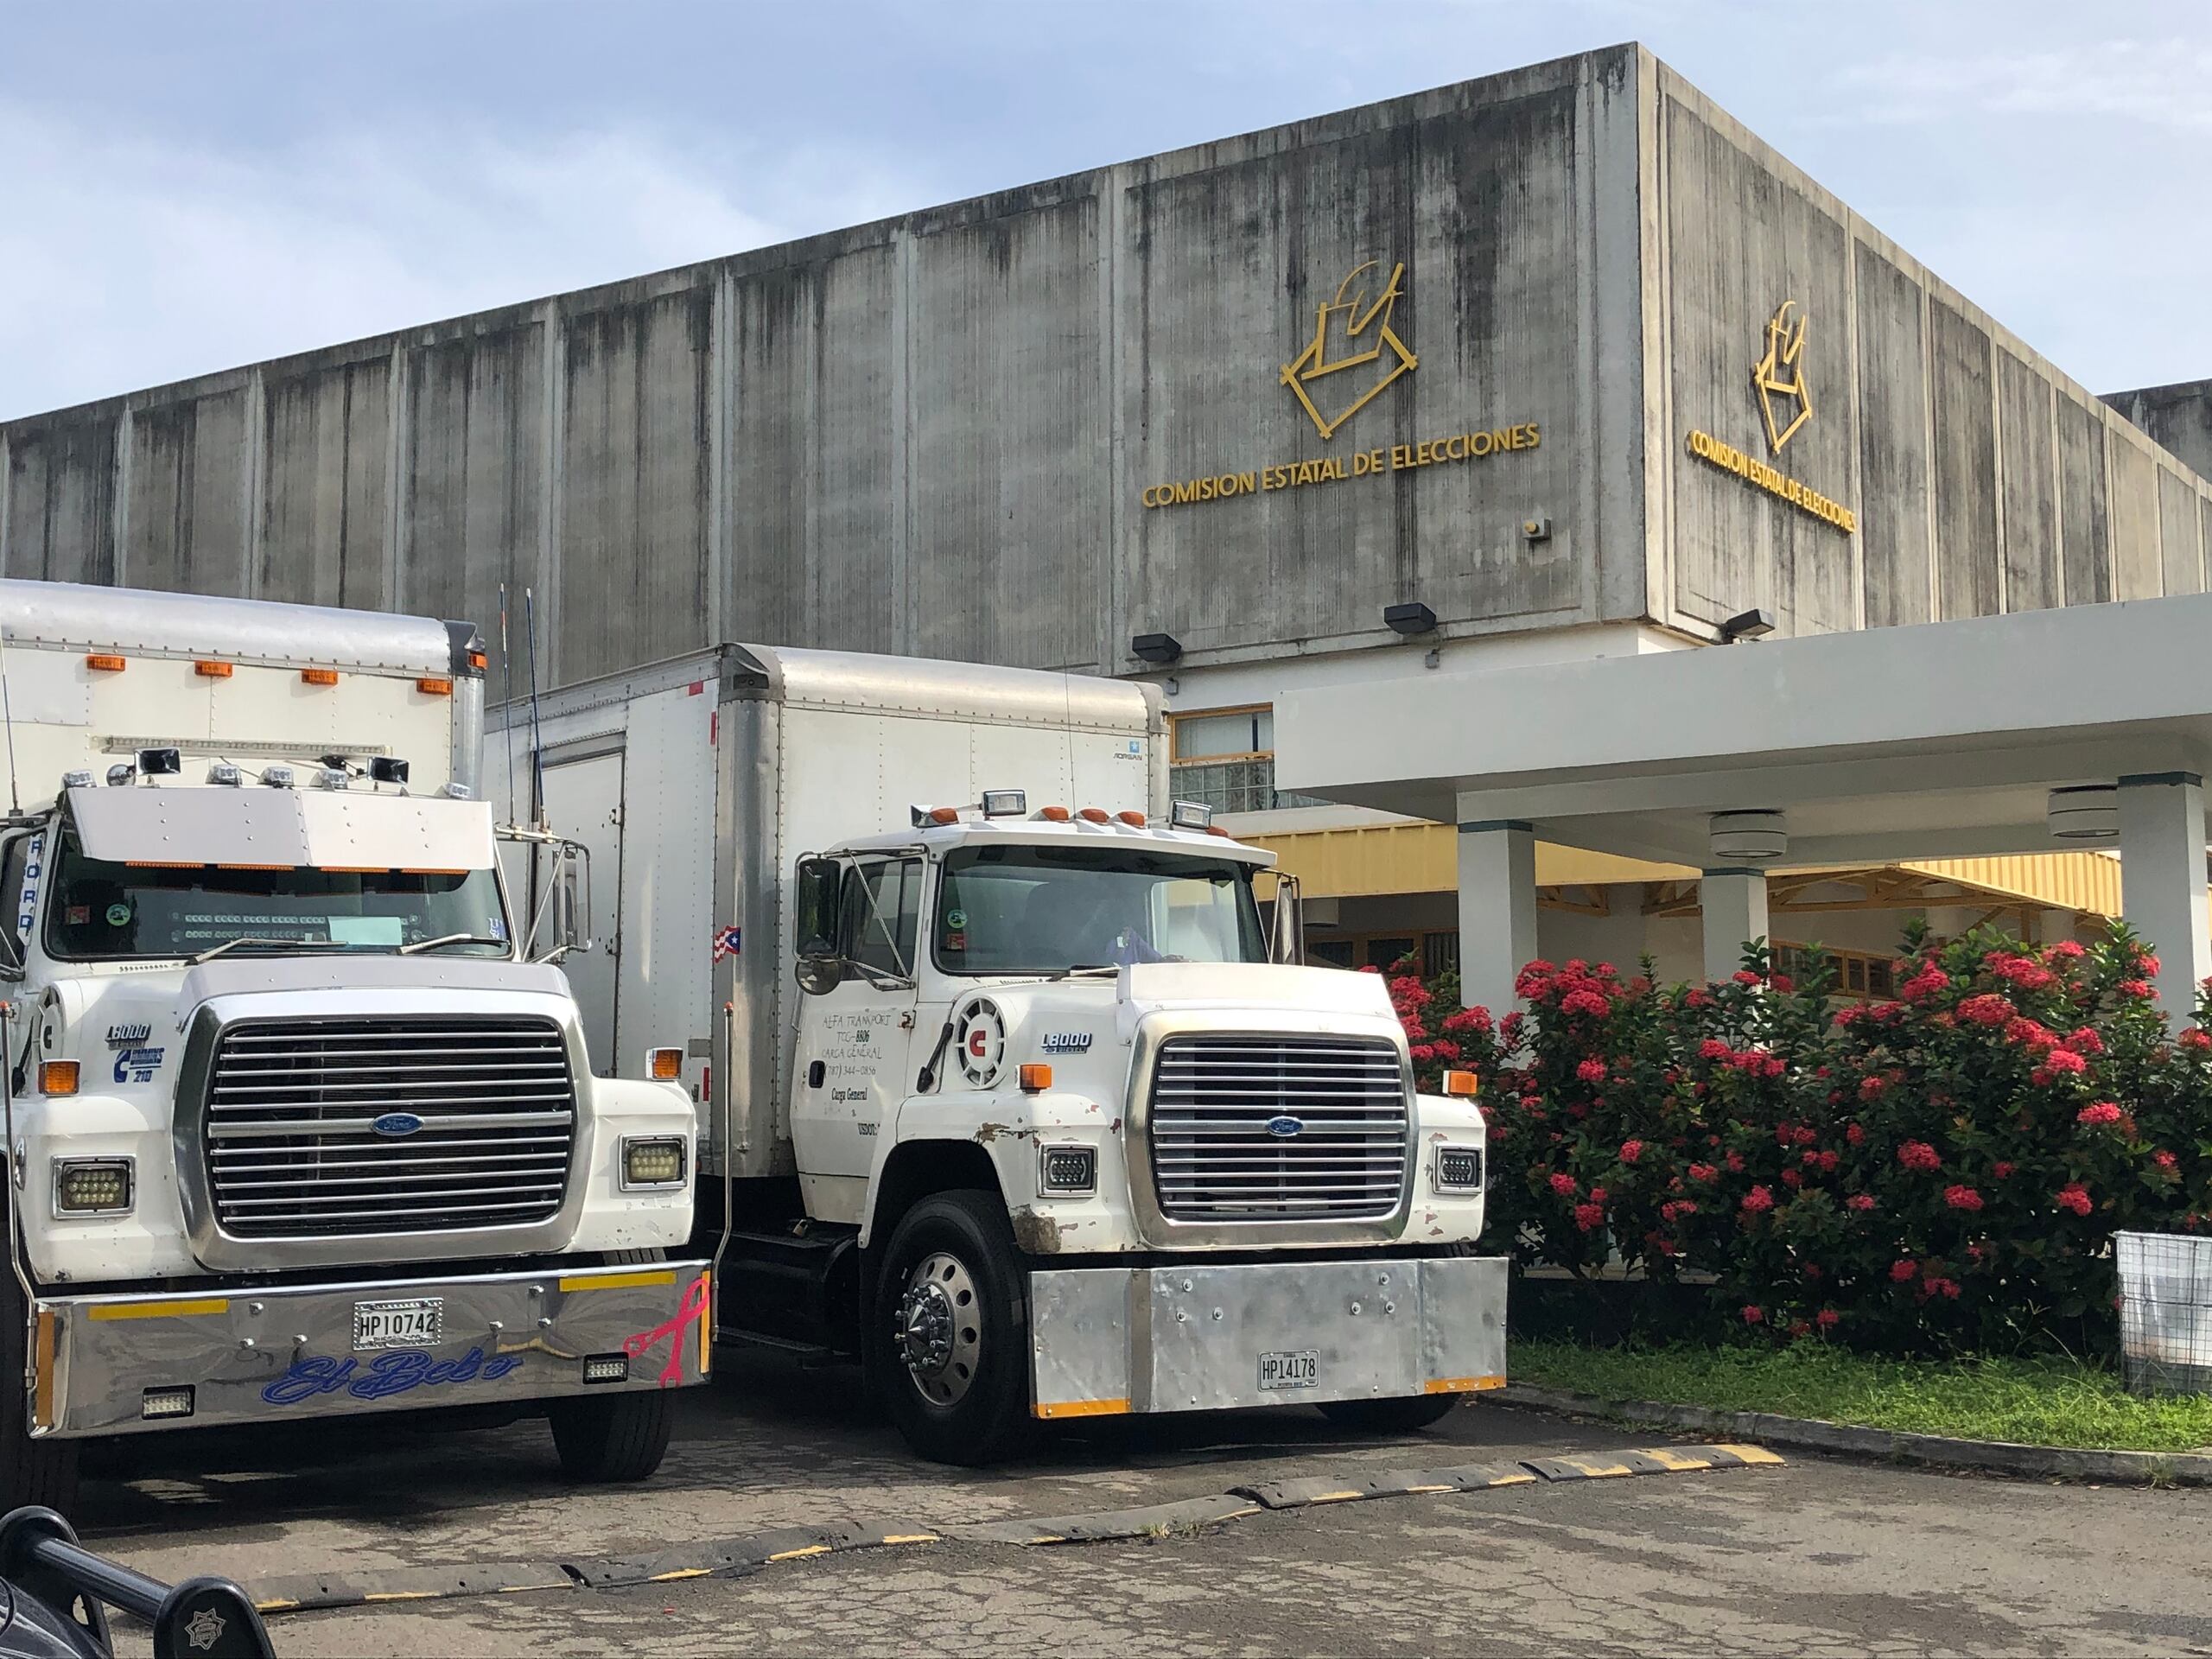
{"left": 0, "top": 104, "right": 918, "bottom": 419}
{"left": 1836, "top": 38, "right": 2212, "bottom": 129}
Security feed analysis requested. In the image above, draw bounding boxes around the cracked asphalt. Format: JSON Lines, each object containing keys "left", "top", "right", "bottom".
{"left": 70, "top": 1351, "right": 2212, "bottom": 1656}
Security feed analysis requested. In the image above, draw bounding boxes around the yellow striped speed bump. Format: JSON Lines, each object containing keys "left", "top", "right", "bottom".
{"left": 1235, "top": 1463, "right": 1535, "bottom": 1511}
{"left": 960, "top": 1494, "right": 1262, "bottom": 1547}
{"left": 1519, "top": 1444, "right": 1784, "bottom": 1483}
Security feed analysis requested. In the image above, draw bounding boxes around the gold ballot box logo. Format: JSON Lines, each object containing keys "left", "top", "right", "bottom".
{"left": 1752, "top": 299, "right": 1812, "bottom": 453}
{"left": 1281, "top": 260, "right": 1418, "bottom": 440}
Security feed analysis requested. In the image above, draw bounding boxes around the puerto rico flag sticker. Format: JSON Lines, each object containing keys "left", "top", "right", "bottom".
{"left": 712, "top": 925, "right": 742, "bottom": 962}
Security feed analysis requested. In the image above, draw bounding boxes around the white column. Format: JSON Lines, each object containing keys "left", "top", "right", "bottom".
{"left": 1457, "top": 819, "right": 1537, "bottom": 1014}
{"left": 1700, "top": 868, "right": 1770, "bottom": 984}
{"left": 2118, "top": 772, "right": 2210, "bottom": 1027}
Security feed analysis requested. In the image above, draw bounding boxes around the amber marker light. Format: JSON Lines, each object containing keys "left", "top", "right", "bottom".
{"left": 1443, "top": 1070, "right": 1481, "bottom": 1097}
{"left": 194, "top": 660, "right": 233, "bottom": 678}
{"left": 1019, "top": 1064, "right": 1052, "bottom": 1094}
{"left": 302, "top": 668, "right": 340, "bottom": 686}
{"left": 85, "top": 654, "right": 126, "bottom": 673}
{"left": 40, "top": 1062, "right": 79, "bottom": 1097}
{"left": 417, "top": 677, "right": 454, "bottom": 696}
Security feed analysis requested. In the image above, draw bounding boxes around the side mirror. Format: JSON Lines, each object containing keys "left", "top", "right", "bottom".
{"left": 555, "top": 840, "right": 593, "bottom": 955}
{"left": 792, "top": 856, "right": 844, "bottom": 996}
{"left": 1268, "top": 870, "right": 1305, "bottom": 966}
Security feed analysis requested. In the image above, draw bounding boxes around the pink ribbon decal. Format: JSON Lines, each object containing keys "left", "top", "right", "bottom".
{"left": 622, "top": 1274, "right": 711, "bottom": 1386}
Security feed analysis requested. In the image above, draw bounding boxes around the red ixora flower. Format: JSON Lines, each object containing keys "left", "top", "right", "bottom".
{"left": 1944, "top": 1185, "right": 1984, "bottom": 1211}
{"left": 1619, "top": 1138, "right": 1644, "bottom": 1163}
{"left": 1815, "top": 1307, "right": 1840, "bottom": 1331}
{"left": 1576, "top": 1058, "right": 1608, "bottom": 1084}
{"left": 2055, "top": 1182, "right": 2093, "bottom": 1217}
{"left": 2182, "top": 1028, "right": 2212, "bottom": 1053}
{"left": 1891, "top": 1258, "right": 1918, "bottom": 1282}
{"left": 2118, "top": 978, "right": 2155, "bottom": 1000}
{"left": 1548, "top": 1173, "right": 1579, "bottom": 1198}
{"left": 1994, "top": 1161, "right": 2015, "bottom": 1179}
{"left": 1958, "top": 993, "right": 2017, "bottom": 1027}
{"left": 1847, "top": 1193, "right": 1877, "bottom": 1211}
{"left": 2037, "top": 1048, "right": 2090, "bottom": 1081}
{"left": 1859, "top": 1075, "right": 1887, "bottom": 1101}
{"left": 2155, "top": 1149, "right": 2180, "bottom": 1171}
{"left": 1725, "top": 1150, "right": 1746, "bottom": 1173}
{"left": 1559, "top": 988, "right": 1611, "bottom": 1018}
{"left": 1687, "top": 1162, "right": 1718, "bottom": 1184}
{"left": 1698, "top": 1038, "right": 1732, "bottom": 1061}
{"left": 1732, "top": 969, "right": 1762, "bottom": 986}
{"left": 2064, "top": 1027, "right": 2106, "bottom": 1057}
{"left": 2046, "top": 939, "right": 2087, "bottom": 960}
{"left": 1572, "top": 1202, "right": 1605, "bottom": 1232}
{"left": 2076, "top": 1101, "right": 2124, "bottom": 1128}
{"left": 1846, "top": 1122, "right": 1866, "bottom": 1146}
{"left": 1897, "top": 1141, "right": 1942, "bottom": 1173}
{"left": 1741, "top": 1305, "right": 1765, "bottom": 1325}
{"left": 1899, "top": 963, "right": 1953, "bottom": 1002}
{"left": 1740, "top": 1185, "right": 1776, "bottom": 1214}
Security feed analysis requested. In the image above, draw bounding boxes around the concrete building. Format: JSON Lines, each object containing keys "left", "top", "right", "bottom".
{"left": 4, "top": 42, "right": 2209, "bottom": 986}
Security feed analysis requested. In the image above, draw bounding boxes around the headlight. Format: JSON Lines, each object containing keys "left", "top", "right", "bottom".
{"left": 1038, "top": 1143, "right": 1097, "bottom": 1197}
{"left": 54, "top": 1157, "right": 133, "bottom": 1216}
{"left": 1434, "top": 1146, "right": 1484, "bottom": 1192}
{"left": 620, "top": 1136, "right": 687, "bottom": 1191}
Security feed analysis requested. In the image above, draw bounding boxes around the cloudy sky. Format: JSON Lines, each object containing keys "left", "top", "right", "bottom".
{"left": 4, "top": 0, "right": 2208, "bottom": 420}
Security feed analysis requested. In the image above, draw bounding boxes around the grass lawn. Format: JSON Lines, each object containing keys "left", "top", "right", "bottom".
{"left": 1510, "top": 1340, "right": 2212, "bottom": 1453}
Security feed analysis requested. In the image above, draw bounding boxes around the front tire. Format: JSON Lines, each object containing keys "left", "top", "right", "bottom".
{"left": 547, "top": 1389, "right": 676, "bottom": 1483}
{"left": 868, "top": 1190, "right": 1036, "bottom": 1465}
{"left": 1317, "top": 1394, "right": 1461, "bottom": 1434}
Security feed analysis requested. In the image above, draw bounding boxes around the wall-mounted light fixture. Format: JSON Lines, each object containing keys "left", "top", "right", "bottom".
{"left": 1130, "top": 632, "right": 1183, "bottom": 665}
{"left": 1720, "top": 607, "right": 1776, "bottom": 643}
{"left": 1383, "top": 601, "right": 1438, "bottom": 636}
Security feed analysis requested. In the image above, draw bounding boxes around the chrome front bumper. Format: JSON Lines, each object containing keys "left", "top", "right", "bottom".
{"left": 1027, "top": 1254, "right": 1506, "bottom": 1418}
{"left": 31, "top": 1259, "right": 711, "bottom": 1438}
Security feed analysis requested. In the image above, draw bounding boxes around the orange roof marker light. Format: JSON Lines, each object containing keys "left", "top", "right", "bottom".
{"left": 1036, "top": 805, "right": 1071, "bottom": 823}
{"left": 1077, "top": 808, "right": 1111, "bottom": 824}
{"left": 467, "top": 648, "right": 489, "bottom": 671}
{"left": 416, "top": 677, "right": 454, "bottom": 696}
{"left": 1116, "top": 810, "right": 1147, "bottom": 828}
{"left": 301, "top": 668, "right": 339, "bottom": 687}
{"left": 85, "top": 654, "right": 126, "bottom": 673}
{"left": 194, "top": 660, "right": 233, "bottom": 679}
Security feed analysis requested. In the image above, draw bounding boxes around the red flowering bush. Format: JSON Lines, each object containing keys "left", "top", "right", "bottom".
{"left": 1394, "top": 923, "right": 2212, "bottom": 1357}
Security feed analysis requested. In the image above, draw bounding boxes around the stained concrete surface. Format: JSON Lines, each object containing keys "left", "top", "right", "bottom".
{"left": 73, "top": 1351, "right": 2212, "bottom": 1656}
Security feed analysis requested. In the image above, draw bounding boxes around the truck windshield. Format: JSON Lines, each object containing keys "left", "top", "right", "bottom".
{"left": 40, "top": 830, "right": 511, "bottom": 962}
{"left": 934, "top": 842, "right": 1265, "bottom": 975}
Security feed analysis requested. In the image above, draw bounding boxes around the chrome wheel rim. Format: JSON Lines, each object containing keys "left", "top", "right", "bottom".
{"left": 895, "top": 1250, "right": 982, "bottom": 1407}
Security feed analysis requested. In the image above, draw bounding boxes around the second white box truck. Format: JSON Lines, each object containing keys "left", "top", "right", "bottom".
{"left": 496, "top": 643, "right": 1503, "bottom": 1463}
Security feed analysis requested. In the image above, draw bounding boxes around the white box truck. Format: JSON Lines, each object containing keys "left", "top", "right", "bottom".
{"left": 495, "top": 644, "right": 1503, "bottom": 1464}
{"left": 0, "top": 579, "right": 708, "bottom": 1510}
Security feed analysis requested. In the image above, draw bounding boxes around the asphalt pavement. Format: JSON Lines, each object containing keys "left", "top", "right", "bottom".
{"left": 70, "top": 1351, "right": 2212, "bottom": 1657}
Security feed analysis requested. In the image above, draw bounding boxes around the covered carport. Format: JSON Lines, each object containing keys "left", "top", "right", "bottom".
{"left": 1274, "top": 596, "right": 2212, "bottom": 1022}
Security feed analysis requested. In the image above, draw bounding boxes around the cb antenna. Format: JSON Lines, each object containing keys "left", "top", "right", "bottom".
{"left": 0, "top": 601, "right": 22, "bottom": 818}
{"left": 524, "top": 587, "right": 548, "bottom": 832}
{"left": 499, "top": 582, "right": 518, "bottom": 827}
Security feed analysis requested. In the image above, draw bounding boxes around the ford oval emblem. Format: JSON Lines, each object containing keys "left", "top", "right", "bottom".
{"left": 1265, "top": 1115, "right": 1305, "bottom": 1139}
{"left": 372, "top": 1112, "right": 424, "bottom": 1138}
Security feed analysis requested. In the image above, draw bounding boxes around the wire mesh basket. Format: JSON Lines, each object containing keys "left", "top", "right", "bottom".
{"left": 2116, "top": 1230, "right": 2212, "bottom": 1395}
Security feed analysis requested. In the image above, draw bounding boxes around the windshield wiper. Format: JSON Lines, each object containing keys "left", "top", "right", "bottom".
{"left": 1042, "top": 963, "right": 1120, "bottom": 982}
{"left": 189, "top": 937, "right": 350, "bottom": 965}
{"left": 398, "top": 933, "right": 512, "bottom": 957}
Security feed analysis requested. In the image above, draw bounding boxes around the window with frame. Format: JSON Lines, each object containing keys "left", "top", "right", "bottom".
{"left": 1773, "top": 940, "right": 1895, "bottom": 1001}
{"left": 1168, "top": 705, "right": 1326, "bottom": 815}
{"left": 840, "top": 857, "right": 923, "bottom": 978}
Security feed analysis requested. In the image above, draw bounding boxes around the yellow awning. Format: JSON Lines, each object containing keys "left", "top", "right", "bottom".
{"left": 1243, "top": 822, "right": 2126, "bottom": 918}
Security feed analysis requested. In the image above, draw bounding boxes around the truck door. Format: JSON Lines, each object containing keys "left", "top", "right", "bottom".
{"left": 790, "top": 855, "right": 922, "bottom": 1224}
{"left": 539, "top": 751, "right": 625, "bottom": 1074}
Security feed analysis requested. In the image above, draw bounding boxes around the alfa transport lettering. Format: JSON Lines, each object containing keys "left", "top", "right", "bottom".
{"left": 1141, "top": 421, "right": 1539, "bottom": 509}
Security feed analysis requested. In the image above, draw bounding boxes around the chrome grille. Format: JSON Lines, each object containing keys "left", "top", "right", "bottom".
{"left": 203, "top": 1017, "right": 576, "bottom": 1238}
{"left": 1148, "top": 1035, "right": 1409, "bottom": 1221}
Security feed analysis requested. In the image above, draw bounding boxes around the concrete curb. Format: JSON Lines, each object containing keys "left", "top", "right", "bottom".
{"left": 1496, "top": 1383, "right": 2212, "bottom": 1487}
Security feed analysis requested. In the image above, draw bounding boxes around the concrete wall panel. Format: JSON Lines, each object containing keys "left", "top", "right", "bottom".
{"left": 1997, "top": 350, "right": 2058, "bottom": 613}
{"left": 727, "top": 247, "right": 899, "bottom": 655}
{"left": 124, "top": 390, "right": 249, "bottom": 596}
{"left": 556, "top": 286, "right": 715, "bottom": 683}
{"left": 259, "top": 357, "right": 392, "bottom": 608}
{"left": 2107, "top": 381, "right": 2212, "bottom": 485}
{"left": 2109, "top": 434, "right": 2163, "bottom": 601}
{"left": 2057, "top": 397, "right": 2110, "bottom": 606}
{"left": 912, "top": 200, "right": 1103, "bottom": 671}
{"left": 1929, "top": 301, "right": 2000, "bottom": 620}
{"left": 4, "top": 419, "right": 117, "bottom": 584}
{"left": 2159, "top": 467, "right": 2202, "bottom": 596}
{"left": 1661, "top": 92, "right": 1855, "bottom": 636}
{"left": 402, "top": 325, "right": 545, "bottom": 668}
{"left": 1853, "top": 243, "right": 1930, "bottom": 629}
